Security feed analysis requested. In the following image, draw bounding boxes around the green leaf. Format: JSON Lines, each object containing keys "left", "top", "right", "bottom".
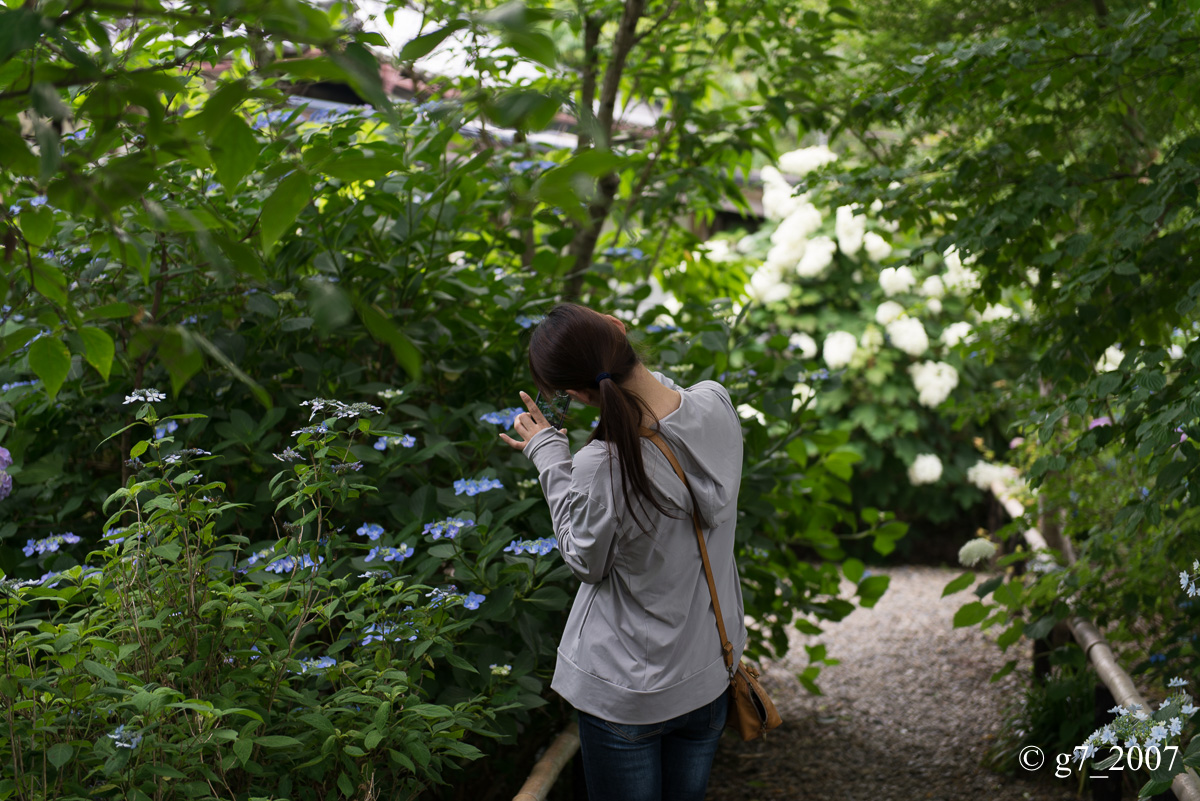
{"left": 856, "top": 575, "right": 890, "bottom": 607}
{"left": 952, "top": 601, "right": 990, "bottom": 628}
{"left": 82, "top": 659, "right": 119, "bottom": 685}
{"left": 353, "top": 298, "right": 421, "bottom": 378}
{"left": 18, "top": 206, "right": 54, "bottom": 246}
{"left": 1138, "top": 780, "right": 1175, "bottom": 799}
{"left": 841, "top": 558, "right": 864, "bottom": 584}
{"left": 211, "top": 115, "right": 259, "bottom": 193}
{"left": 255, "top": 735, "right": 302, "bottom": 748}
{"left": 47, "top": 743, "right": 73, "bottom": 769}
{"left": 941, "top": 571, "right": 973, "bottom": 597}
{"left": 28, "top": 337, "right": 71, "bottom": 400}
{"left": 260, "top": 170, "right": 312, "bottom": 253}
{"left": 79, "top": 326, "right": 114, "bottom": 381}
{"left": 397, "top": 21, "right": 469, "bottom": 61}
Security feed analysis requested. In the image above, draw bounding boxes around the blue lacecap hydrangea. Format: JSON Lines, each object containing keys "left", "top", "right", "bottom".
{"left": 292, "top": 655, "right": 337, "bottom": 674}
{"left": 374, "top": 434, "right": 417, "bottom": 450}
{"left": 423, "top": 517, "right": 474, "bottom": 540}
{"left": 357, "top": 523, "right": 385, "bottom": 540}
{"left": 602, "top": 246, "right": 646, "bottom": 260}
{"left": 361, "top": 622, "right": 418, "bottom": 645}
{"left": 262, "top": 554, "right": 323, "bottom": 573}
{"left": 480, "top": 407, "right": 523, "bottom": 427}
{"left": 515, "top": 315, "right": 546, "bottom": 329}
{"left": 365, "top": 545, "right": 414, "bottom": 563}
{"left": 23, "top": 532, "right": 81, "bottom": 557}
{"left": 454, "top": 477, "right": 504, "bottom": 496}
{"left": 504, "top": 537, "right": 558, "bottom": 557}
{"left": 155, "top": 420, "right": 179, "bottom": 439}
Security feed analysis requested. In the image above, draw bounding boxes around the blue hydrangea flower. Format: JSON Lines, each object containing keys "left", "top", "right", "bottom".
{"left": 263, "top": 554, "right": 323, "bottom": 574}
{"left": 480, "top": 408, "right": 523, "bottom": 427}
{"left": 23, "top": 532, "right": 81, "bottom": 557}
{"left": 124, "top": 388, "right": 166, "bottom": 404}
{"left": 374, "top": 434, "right": 417, "bottom": 450}
{"left": 453, "top": 477, "right": 504, "bottom": 496}
{"left": 602, "top": 246, "right": 646, "bottom": 261}
{"left": 0, "top": 446, "right": 11, "bottom": 471}
{"left": 331, "top": 461, "right": 363, "bottom": 474}
{"left": 361, "top": 622, "right": 417, "bottom": 645}
{"left": 365, "top": 545, "right": 414, "bottom": 563}
{"left": 356, "top": 523, "right": 385, "bottom": 541}
{"left": 154, "top": 420, "right": 179, "bottom": 440}
{"left": 462, "top": 591, "right": 486, "bottom": 610}
{"left": 39, "top": 571, "right": 62, "bottom": 588}
{"left": 273, "top": 447, "right": 302, "bottom": 462}
{"left": 425, "top": 586, "right": 458, "bottom": 608}
{"left": 514, "top": 315, "right": 546, "bottom": 329}
{"left": 423, "top": 517, "right": 474, "bottom": 540}
{"left": 1, "top": 379, "right": 38, "bottom": 392}
{"left": 107, "top": 724, "right": 143, "bottom": 749}
{"left": 292, "top": 655, "right": 337, "bottom": 674}
{"left": 0, "top": 471, "right": 10, "bottom": 502}
{"left": 644, "top": 325, "right": 683, "bottom": 334}
{"left": 504, "top": 537, "right": 558, "bottom": 556}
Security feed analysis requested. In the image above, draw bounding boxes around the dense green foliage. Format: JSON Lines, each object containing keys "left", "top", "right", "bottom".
{"left": 821, "top": 1, "right": 1200, "bottom": 793}
{"left": 0, "top": 0, "right": 904, "bottom": 797}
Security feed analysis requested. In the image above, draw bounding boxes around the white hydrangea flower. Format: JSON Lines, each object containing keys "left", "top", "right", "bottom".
{"left": 980, "top": 303, "right": 1014, "bottom": 323}
{"left": 796, "top": 235, "right": 838, "bottom": 278}
{"left": 835, "top": 205, "right": 865, "bottom": 256}
{"left": 875, "top": 300, "right": 906, "bottom": 326}
{"left": 966, "top": 460, "right": 1025, "bottom": 493}
{"left": 942, "top": 246, "right": 980, "bottom": 292}
{"left": 792, "top": 382, "right": 816, "bottom": 412}
{"left": 879, "top": 266, "right": 916, "bottom": 297}
{"left": 886, "top": 316, "right": 929, "bottom": 356}
{"left": 777, "top": 145, "right": 838, "bottom": 176}
{"left": 941, "top": 322, "right": 974, "bottom": 348}
{"left": 701, "top": 240, "right": 735, "bottom": 262}
{"left": 765, "top": 240, "right": 805, "bottom": 272}
{"left": 738, "top": 404, "right": 767, "bottom": 425}
{"left": 1167, "top": 343, "right": 1184, "bottom": 360}
{"left": 789, "top": 332, "right": 818, "bottom": 359}
{"left": 745, "top": 264, "right": 791, "bottom": 305}
{"left": 772, "top": 202, "right": 824, "bottom": 248}
{"left": 760, "top": 165, "right": 805, "bottom": 221}
{"left": 926, "top": 298, "right": 943, "bottom": 315}
{"left": 823, "top": 331, "right": 858, "bottom": 369}
{"left": 863, "top": 232, "right": 892, "bottom": 263}
{"left": 920, "top": 275, "right": 945, "bottom": 299}
{"left": 869, "top": 198, "right": 883, "bottom": 213}
{"left": 908, "top": 453, "right": 943, "bottom": 485}
{"left": 958, "top": 538, "right": 997, "bottom": 567}
{"left": 1096, "top": 345, "right": 1125, "bottom": 373}
{"left": 1026, "top": 268, "right": 1040, "bottom": 286}
{"left": 908, "top": 361, "right": 959, "bottom": 407}
{"left": 859, "top": 326, "right": 884, "bottom": 355}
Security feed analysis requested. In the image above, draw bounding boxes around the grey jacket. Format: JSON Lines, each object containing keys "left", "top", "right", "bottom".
{"left": 523, "top": 372, "right": 746, "bottom": 724}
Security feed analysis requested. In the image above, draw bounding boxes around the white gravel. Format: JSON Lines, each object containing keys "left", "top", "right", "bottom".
{"left": 707, "top": 566, "right": 1079, "bottom": 801}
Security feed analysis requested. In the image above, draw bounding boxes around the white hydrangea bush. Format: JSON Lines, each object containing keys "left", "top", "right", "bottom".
{"left": 721, "top": 144, "right": 1033, "bottom": 524}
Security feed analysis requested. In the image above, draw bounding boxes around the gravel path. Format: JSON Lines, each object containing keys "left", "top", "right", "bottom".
{"left": 707, "top": 566, "right": 1079, "bottom": 801}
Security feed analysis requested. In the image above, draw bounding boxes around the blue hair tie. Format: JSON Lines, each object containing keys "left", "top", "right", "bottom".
{"left": 595, "top": 372, "right": 612, "bottom": 385}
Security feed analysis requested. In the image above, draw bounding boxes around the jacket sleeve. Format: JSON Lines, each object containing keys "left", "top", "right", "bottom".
{"left": 523, "top": 427, "right": 622, "bottom": 584}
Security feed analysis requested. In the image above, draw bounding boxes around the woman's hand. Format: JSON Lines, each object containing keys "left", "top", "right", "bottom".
{"left": 499, "top": 391, "right": 565, "bottom": 451}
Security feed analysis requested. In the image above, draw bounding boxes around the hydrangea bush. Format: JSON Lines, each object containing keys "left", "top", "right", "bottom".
{"left": 667, "top": 146, "right": 1026, "bottom": 550}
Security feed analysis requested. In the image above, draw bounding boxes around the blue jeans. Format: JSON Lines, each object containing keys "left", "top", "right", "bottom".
{"left": 576, "top": 691, "right": 728, "bottom": 801}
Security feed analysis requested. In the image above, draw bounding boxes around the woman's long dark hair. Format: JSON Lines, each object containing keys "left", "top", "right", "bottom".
{"left": 528, "top": 303, "right": 678, "bottom": 531}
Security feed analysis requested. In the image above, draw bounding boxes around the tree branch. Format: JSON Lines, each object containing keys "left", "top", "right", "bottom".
{"left": 563, "top": 0, "right": 647, "bottom": 302}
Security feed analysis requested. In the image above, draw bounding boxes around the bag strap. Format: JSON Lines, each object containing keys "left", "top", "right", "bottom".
{"left": 639, "top": 427, "right": 736, "bottom": 677}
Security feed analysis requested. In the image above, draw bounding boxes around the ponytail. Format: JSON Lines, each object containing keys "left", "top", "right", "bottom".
{"left": 529, "top": 304, "right": 681, "bottom": 532}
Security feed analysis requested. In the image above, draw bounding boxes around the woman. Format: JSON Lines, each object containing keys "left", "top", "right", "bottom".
{"left": 499, "top": 303, "right": 746, "bottom": 801}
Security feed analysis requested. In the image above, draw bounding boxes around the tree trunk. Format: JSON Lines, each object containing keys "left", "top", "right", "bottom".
{"left": 562, "top": 0, "right": 647, "bottom": 302}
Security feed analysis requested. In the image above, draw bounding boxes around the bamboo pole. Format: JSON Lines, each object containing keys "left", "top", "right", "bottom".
{"left": 512, "top": 722, "right": 581, "bottom": 801}
{"left": 1019, "top": 529, "right": 1200, "bottom": 801}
